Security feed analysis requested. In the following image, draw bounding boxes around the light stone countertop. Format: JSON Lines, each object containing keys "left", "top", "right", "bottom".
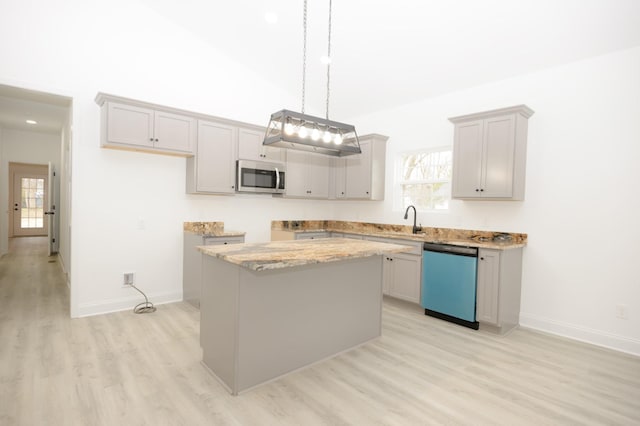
{"left": 198, "top": 238, "right": 414, "bottom": 271}
{"left": 272, "top": 220, "right": 527, "bottom": 250}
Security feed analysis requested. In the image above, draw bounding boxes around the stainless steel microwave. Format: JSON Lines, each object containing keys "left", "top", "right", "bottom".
{"left": 236, "top": 160, "right": 285, "bottom": 194}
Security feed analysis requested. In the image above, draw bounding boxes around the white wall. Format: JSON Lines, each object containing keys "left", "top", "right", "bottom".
{"left": 0, "top": 0, "right": 335, "bottom": 317}
{"left": 0, "top": 128, "right": 62, "bottom": 253}
{"left": 1, "top": 0, "right": 638, "bottom": 355}
{"left": 341, "top": 47, "right": 640, "bottom": 355}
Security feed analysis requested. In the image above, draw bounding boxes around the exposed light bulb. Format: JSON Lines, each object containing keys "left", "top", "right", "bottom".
{"left": 284, "top": 122, "right": 295, "bottom": 135}
{"left": 26, "top": 119, "right": 37, "bottom": 125}
{"left": 334, "top": 133, "right": 343, "bottom": 145}
{"left": 323, "top": 130, "right": 332, "bottom": 143}
{"left": 298, "top": 126, "right": 309, "bottom": 139}
{"left": 311, "top": 128, "right": 320, "bottom": 141}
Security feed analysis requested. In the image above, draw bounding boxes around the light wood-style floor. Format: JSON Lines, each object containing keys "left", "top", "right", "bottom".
{"left": 1, "top": 237, "right": 639, "bottom": 425}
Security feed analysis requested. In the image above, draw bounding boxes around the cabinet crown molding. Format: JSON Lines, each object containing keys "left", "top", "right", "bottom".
{"left": 448, "top": 104, "right": 534, "bottom": 123}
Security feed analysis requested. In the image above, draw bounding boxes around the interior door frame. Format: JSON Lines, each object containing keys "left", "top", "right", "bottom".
{"left": 8, "top": 162, "right": 49, "bottom": 237}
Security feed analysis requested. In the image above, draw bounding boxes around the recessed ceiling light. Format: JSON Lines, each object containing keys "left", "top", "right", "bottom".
{"left": 26, "top": 119, "right": 37, "bottom": 125}
{"left": 264, "top": 12, "right": 278, "bottom": 24}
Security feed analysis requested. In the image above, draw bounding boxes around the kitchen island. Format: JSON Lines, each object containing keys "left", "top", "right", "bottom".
{"left": 198, "top": 238, "right": 412, "bottom": 395}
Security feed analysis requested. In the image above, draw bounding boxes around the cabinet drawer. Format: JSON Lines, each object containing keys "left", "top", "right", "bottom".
{"left": 203, "top": 236, "right": 245, "bottom": 245}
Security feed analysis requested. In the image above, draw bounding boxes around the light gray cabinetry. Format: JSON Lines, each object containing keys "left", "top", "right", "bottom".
{"left": 183, "top": 233, "right": 245, "bottom": 308}
{"left": 237, "top": 127, "right": 284, "bottom": 162}
{"left": 449, "top": 105, "right": 533, "bottom": 200}
{"left": 186, "top": 120, "right": 237, "bottom": 194}
{"left": 333, "top": 134, "right": 387, "bottom": 200}
{"left": 294, "top": 231, "right": 331, "bottom": 240}
{"left": 476, "top": 247, "right": 523, "bottom": 334}
{"left": 97, "top": 98, "right": 196, "bottom": 156}
{"left": 365, "top": 236, "right": 422, "bottom": 303}
{"left": 285, "top": 151, "right": 330, "bottom": 198}
{"left": 330, "top": 232, "right": 363, "bottom": 240}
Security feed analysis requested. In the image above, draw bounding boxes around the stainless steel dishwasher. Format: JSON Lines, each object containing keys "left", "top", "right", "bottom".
{"left": 421, "top": 243, "right": 479, "bottom": 330}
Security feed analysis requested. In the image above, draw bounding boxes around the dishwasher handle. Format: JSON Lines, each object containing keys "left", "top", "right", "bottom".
{"left": 423, "top": 242, "right": 478, "bottom": 257}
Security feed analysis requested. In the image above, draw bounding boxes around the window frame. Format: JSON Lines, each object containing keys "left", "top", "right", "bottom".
{"left": 394, "top": 146, "right": 452, "bottom": 212}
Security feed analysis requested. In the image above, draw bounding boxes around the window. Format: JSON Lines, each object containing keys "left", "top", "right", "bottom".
{"left": 20, "top": 177, "right": 45, "bottom": 228}
{"left": 396, "top": 147, "right": 452, "bottom": 211}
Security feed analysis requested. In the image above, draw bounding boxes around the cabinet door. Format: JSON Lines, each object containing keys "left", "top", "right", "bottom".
{"left": 476, "top": 249, "right": 500, "bottom": 325}
{"left": 308, "top": 152, "right": 330, "bottom": 198}
{"left": 154, "top": 110, "right": 196, "bottom": 154}
{"left": 482, "top": 114, "right": 515, "bottom": 198}
{"left": 334, "top": 158, "right": 347, "bottom": 198}
{"left": 388, "top": 253, "right": 421, "bottom": 303}
{"left": 284, "top": 150, "right": 309, "bottom": 197}
{"left": 345, "top": 140, "right": 372, "bottom": 198}
{"left": 238, "top": 127, "right": 284, "bottom": 162}
{"left": 452, "top": 120, "right": 483, "bottom": 198}
{"left": 195, "top": 121, "right": 237, "bottom": 193}
{"left": 106, "top": 102, "right": 154, "bottom": 148}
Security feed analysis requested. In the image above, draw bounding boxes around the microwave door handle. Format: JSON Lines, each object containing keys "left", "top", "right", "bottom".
{"left": 275, "top": 167, "right": 280, "bottom": 189}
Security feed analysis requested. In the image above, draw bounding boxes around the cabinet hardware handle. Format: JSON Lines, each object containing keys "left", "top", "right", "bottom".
{"left": 155, "top": 138, "right": 159, "bottom": 142}
{"left": 476, "top": 189, "right": 480, "bottom": 192}
{"left": 480, "top": 189, "right": 484, "bottom": 192}
{"left": 480, "top": 257, "right": 484, "bottom": 260}
{"left": 149, "top": 138, "right": 154, "bottom": 141}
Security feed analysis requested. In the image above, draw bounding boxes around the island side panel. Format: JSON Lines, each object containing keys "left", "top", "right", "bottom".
{"left": 201, "top": 256, "right": 240, "bottom": 393}
{"left": 236, "top": 255, "right": 384, "bottom": 393}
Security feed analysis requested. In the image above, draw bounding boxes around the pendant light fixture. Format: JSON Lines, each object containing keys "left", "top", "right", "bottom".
{"left": 263, "top": 0, "right": 361, "bottom": 157}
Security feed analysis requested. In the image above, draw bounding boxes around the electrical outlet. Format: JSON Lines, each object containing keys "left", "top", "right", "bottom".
{"left": 615, "top": 304, "right": 628, "bottom": 320}
{"left": 123, "top": 272, "right": 134, "bottom": 286}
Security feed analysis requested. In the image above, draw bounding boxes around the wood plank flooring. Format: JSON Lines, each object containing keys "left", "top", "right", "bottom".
{"left": 1, "top": 237, "right": 639, "bottom": 425}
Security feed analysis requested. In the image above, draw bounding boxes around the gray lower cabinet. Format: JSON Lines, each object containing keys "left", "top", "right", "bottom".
{"left": 476, "top": 247, "right": 523, "bottom": 334}
{"left": 183, "top": 233, "right": 245, "bottom": 308}
{"left": 294, "top": 231, "right": 331, "bottom": 240}
{"left": 364, "top": 236, "right": 422, "bottom": 304}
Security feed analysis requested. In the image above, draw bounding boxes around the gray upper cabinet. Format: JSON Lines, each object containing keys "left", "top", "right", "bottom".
{"left": 333, "top": 134, "right": 387, "bottom": 200}
{"left": 237, "top": 127, "right": 284, "bottom": 162}
{"left": 449, "top": 105, "right": 533, "bottom": 200}
{"left": 285, "top": 151, "right": 330, "bottom": 199}
{"left": 96, "top": 95, "right": 196, "bottom": 156}
{"left": 186, "top": 120, "right": 237, "bottom": 194}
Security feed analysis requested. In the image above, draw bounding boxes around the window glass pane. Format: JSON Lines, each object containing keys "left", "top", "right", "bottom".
{"left": 397, "top": 148, "right": 452, "bottom": 211}
{"left": 20, "top": 177, "right": 45, "bottom": 229}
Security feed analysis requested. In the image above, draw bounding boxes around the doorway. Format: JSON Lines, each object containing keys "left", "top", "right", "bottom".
{"left": 9, "top": 163, "right": 49, "bottom": 237}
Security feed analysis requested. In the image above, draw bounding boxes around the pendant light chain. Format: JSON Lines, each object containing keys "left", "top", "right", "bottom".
{"left": 301, "top": 0, "right": 308, "bottom": 114}
{"left": 325, "top": 0, "right": 332, "bottom": 120}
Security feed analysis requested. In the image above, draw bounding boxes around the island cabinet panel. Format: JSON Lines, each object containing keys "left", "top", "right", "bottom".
{"left": 186, "top": 120, "right": 237, "bottom": 194}
{"left": 476, "top": 247, "right": 523, "bottom": 334}
{"left": 450, "top": 105, "right": 533, "bottom": 200}
{"left": 200, "top": 255, "right": 384, "bottom": 395}
{"left": 101, "top": 100, "right": 196, "bottom": 156}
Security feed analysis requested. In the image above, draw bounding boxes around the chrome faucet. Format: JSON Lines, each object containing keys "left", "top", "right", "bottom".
{"left": 404, "top": 205, "right": 422, "bottom": 234}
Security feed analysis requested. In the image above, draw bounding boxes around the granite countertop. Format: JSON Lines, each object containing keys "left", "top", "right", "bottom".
{"left": 184, "top": 222, "right": 246, "bottom": 237}
{"left": 198, "top": 238, "right": 414, "bottom": 271}
{"left": 272, "top": 220, "right": 527, "bottom": 250}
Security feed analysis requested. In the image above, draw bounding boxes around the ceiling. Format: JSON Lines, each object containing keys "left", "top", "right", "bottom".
{"left": 139, "top": 0, "right": 640, "bottom": 119}
{"left": 0, "top": 85, "right": 70, "bottom": 134}
{"left": 1, "top": 0, "right": 639, "bottom": 132}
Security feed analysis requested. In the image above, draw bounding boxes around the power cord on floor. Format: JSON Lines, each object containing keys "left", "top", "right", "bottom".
{"left": 130, "top": 284, "right": 156, "bottom": 314}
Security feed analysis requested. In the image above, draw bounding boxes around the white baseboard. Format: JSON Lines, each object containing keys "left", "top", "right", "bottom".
{"left": 520, "top": 313, "right": 640, "bottom": 357}
{"left": 77, "top": 290, "right": 183, "bottom": 318}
